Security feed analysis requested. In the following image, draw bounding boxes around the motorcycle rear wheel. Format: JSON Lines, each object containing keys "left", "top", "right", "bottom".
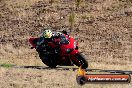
{"left": 39, "top": 53, "right": 57, "bottom": 68}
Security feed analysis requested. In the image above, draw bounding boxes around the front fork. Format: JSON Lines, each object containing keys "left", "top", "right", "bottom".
{"left": 70, "top": 50, "right": 81, "bottom": 65}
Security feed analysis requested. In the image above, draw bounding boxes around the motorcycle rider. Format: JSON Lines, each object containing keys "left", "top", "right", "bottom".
{"left": 36, "top": 29, "right": 68, "bottom": 53}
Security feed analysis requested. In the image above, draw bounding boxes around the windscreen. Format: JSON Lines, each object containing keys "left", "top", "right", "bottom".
{"left": 59, "top": 35, "right": 69, "bottom": 45}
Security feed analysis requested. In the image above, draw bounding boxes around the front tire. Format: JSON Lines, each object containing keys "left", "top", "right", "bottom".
{"left": 73, "top": 53, "right": 88, "bottom": 69}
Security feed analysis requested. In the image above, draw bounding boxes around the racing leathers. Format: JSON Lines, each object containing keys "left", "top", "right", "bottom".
{"left": 36, "top": 32, "right": 63, "bottom": 53}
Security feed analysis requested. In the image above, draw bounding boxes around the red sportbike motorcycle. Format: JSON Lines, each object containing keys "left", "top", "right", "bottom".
{"left": 29, "top": 34, "right": 88, "bottom": 69}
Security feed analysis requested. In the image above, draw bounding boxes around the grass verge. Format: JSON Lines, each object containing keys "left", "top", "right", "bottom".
{"left": 0, "top": 63, "right": 15, "bottom": 68}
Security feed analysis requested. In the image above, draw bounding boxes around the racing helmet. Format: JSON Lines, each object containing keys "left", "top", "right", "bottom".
{"left": 43, "top": 29, "right": 52, "bottom": 38}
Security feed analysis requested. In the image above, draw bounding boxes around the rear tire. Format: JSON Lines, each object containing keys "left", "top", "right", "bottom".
{"left": 39, "top": 53, "right": 57, "bottom": 68}
{"left": 73, "top": 53, "right": 88, "bottom": 69}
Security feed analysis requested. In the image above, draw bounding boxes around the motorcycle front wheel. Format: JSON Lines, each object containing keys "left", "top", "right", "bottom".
{"left": 72, "top": 53, "right": 88, "bottom": 69}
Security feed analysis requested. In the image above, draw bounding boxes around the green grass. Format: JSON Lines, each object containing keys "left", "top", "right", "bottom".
{"left": 69, "top": 12, "right": 76, "bottom": 31}
{"left": 0, "top": 63, "right": 15, "bottom": 68}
